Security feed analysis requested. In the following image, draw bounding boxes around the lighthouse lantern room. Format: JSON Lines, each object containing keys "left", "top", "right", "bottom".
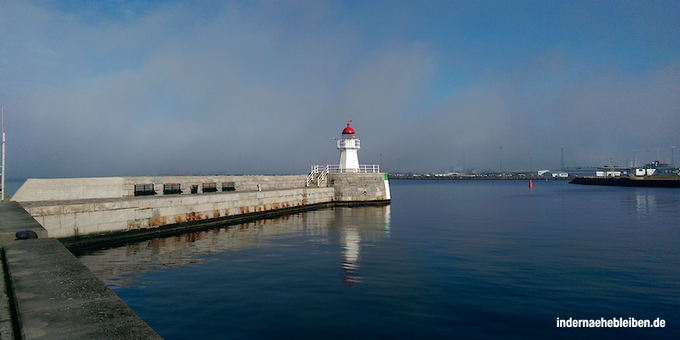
{"left": 337, "top": 120, "right": 360, "bottom": 172}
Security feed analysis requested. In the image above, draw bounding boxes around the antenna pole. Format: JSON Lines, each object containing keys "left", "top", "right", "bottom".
{"left": 1, "top": 106, "right": 5, "bottom": 201}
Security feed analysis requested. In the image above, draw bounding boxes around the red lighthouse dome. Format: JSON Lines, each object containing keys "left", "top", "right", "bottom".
{"left": 342, "top": 120, "right": 355, "bottom": 135}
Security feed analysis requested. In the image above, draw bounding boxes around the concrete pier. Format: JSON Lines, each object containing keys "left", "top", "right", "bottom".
{"left": 0, "top": 202, "right": 163, "bottom": 339}
{"left": 11, "top": 174, "right": 390, "bottom": 243}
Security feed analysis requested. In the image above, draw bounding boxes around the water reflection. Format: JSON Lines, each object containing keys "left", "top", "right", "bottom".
{"left": 332, "top": 206, "right": 392, "bottom": 287}
{"left": 620, "top": 189, "right": 680, "bottom": 223}
{"left": 77, "top": 206, "right": 391, "bottom": 289}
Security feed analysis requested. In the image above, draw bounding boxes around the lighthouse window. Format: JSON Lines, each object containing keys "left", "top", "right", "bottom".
{"left": 202, "top": 182, "right": 218, "bottom": 193}
{"left": 190, "top": 185, "right": 199, "bottom": 194}
{"left": 134, "top": 184, "right": 155, "bottom": 196}
{"left": 163, "top": 183, "right": 182, "bottom": 195}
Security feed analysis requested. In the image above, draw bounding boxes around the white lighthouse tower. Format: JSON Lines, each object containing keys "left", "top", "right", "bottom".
{"left": 337, "top": 120, "right": 360, "bottom": 172}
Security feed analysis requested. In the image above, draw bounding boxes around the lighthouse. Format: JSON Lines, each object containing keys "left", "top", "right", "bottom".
{"left": 337, "top": 120, "right": 360, "bottom": 172}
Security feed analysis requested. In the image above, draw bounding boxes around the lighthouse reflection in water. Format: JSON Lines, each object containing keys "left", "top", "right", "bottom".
{"left": 339, "top": 206, "right": 390, "bottom": 287}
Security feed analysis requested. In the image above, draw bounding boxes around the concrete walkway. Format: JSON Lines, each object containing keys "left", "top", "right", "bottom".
{"left": 0, "top": 202, "right": 162, "bottom": 339}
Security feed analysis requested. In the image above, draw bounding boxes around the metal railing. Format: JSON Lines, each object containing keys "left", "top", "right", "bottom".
{"left": 307, "top": 165, "right": 329, "bottom": 187}
{"left": 308, "top": 164, "right": 381, "bottom": 187}
{"left": 325, "top": 164, "right": 379, "bottom": 173}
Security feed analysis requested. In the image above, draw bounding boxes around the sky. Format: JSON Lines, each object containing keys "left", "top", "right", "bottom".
{"left": 1, "top": 0, "right": 679, "bottom": 179}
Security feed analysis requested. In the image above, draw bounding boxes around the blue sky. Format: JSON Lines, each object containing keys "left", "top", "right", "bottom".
{"left": 1, "top": 0, "right": 679, "bottom": 179}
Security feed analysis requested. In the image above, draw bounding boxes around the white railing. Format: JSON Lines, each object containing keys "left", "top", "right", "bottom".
{"left": 307, "top": 164, "right": 381, "bottom": 187}
{"left": 310, "top": 164, "right": 380, "bottom": 175}
{"left": 307, "top": 165, "right": 330, "bottom": 187}
{"left": 327, "top": 164, "right": 379, "bottom": 173}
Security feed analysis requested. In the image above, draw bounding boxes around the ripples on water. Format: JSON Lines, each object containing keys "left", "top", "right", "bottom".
{"left": 76, "top": 180, "right": 679, "bottom": 339}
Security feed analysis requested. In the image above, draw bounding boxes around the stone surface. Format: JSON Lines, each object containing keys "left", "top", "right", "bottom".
{"left": 11, "top": 177, "right": 127, "bottom": 202}
{"left": 2, "top": 239, "right": 163, "bottom": 339}
{"left": 0, "top": 253, "right": 13, "bottom": 340}
{"left": 328, "top": 173, "right": 390, "bottom": 202}
{"left": 0, "top": 202, "right": 48, "bottom": 242}
{"left": 11, "top": 175, "right": 308, "bottom": 202}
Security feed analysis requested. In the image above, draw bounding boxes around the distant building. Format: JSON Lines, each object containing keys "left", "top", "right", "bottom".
{"left": 596, "top": 166, "right": 630, "bottom": 177}
{"left": 538, "top": 170, "right": 569, "bottom": 178}
{"left": 633, "top": 160, "right": 678, "bottom": 177}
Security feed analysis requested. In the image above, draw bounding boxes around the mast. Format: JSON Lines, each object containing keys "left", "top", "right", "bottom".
{"left": 1, "top": 106, "right": 5, "bottom": 201}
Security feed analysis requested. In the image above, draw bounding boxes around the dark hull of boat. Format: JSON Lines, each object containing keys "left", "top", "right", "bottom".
{"left": 570, "top": 177, "right": 680, "bottom": 188}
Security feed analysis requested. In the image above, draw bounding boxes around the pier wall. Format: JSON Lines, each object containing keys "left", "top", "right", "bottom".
{"left": 19, "top": 187, "right": 335, "bottom": 238}
{"left": 11, "top": 175, "right": 307, "bottom": 201}
{"left": 12, "top": 174, "right": 389, "bottom": 239}
{"left": 328, "top": 173, "right": 390, "bottom": 202}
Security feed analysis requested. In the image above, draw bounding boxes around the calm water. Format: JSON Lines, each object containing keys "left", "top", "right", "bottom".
{"left": 77, "top": 180, "right": 679, "bottom": 339}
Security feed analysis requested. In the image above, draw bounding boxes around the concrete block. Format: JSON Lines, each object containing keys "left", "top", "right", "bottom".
{"left": 120, "top": 200, "right": 139, "bottom": 209}
{"left": 194, "top": 203, "right": 215, "bottom": 211}
{"left": 94, "top": 201, "right": 121, "bottom": 211}
{"left": 11, "top": 177, "right": 127, "bottom": 202}
{"left": 194, "top": 196, "right": 211, "bottom": 204}
{"left": 101, "top": 209, "right": 134, "bottom": 223}
{"left": 135, "top": 208, "right": 153, "bottom": 220}
{"left": 89, "top": 211, "right": 105, "bottom": 225}
{"left": 63, "top": 203, "right": 95, "bottom": 214}
{"left": 158, "top": 206, "right": 177, "bottom": 217}
{"left": 215, "top": 201, "right": 231, "bottom": 211}
{"left": 76, "top": 223, "right": 99, "bottom": 236}
{"left": 47, "top": 228, "right": 74, "bottom": 238}
{"left": 154, "top": 198, "right": 181, "bottom": 208}
{"left": 42, "top": 215, "right": 62, "bottom": 231}
{"left": 138, "top": 199, "right": 154, "bottom": 209}
{"left": 31, "top": 205, "right": 64, "bottom": 216}
{"left": 74, "top": 212, "right": 91, "bottom": 228}
{"left": 98, "top": 221, "right": 127, "bottom": 233}
{"left": 59, "top": 213, "right": 76, "bottom": 229}
{"left": 172, "top": 214, "right": 186, "bottom": 224}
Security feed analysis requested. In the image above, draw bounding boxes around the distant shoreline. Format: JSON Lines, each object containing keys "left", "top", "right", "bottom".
{"left": 388, "top": 175, "right": 570, "bottom": 180}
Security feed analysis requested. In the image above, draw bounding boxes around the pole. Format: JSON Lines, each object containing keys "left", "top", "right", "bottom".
{"left": 1, "top": 106, "right": 5, "bottom": 201}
